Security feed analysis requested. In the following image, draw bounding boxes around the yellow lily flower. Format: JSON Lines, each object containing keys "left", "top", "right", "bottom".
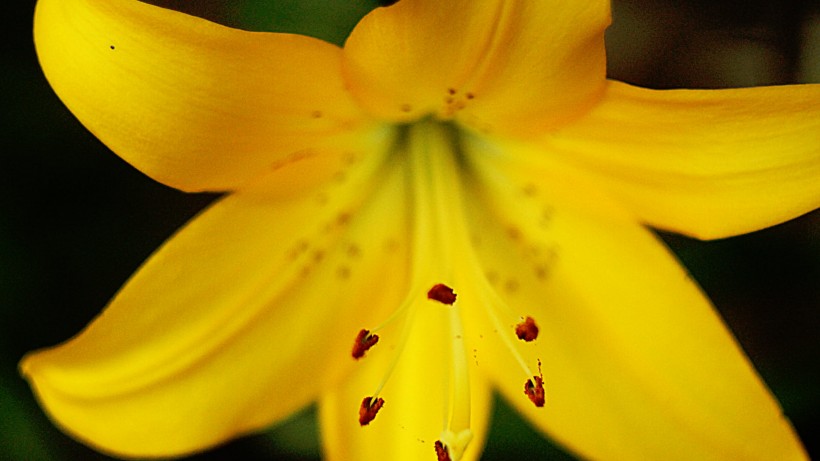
{"left": 22, "top": 0, "right": 818, "bottom": 460}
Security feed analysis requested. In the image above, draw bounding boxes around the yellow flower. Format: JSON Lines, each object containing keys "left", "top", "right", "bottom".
{"left": 22, "top": 0, "right": 818, "bottom": 460}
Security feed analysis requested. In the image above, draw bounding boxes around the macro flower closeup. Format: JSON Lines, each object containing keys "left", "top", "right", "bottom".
{"left": 21, "top": 0, "right": 820, "bottom": 460}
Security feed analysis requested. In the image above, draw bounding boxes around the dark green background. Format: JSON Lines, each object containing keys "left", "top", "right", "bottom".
{"left": 2, "top": 1, "right": 818, "bottom": 459}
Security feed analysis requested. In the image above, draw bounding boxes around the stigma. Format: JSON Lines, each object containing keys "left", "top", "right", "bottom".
{"left": 437, "top": 428, "right": 473, "bottom": 461}
{"left": 434, "top": 440, "right": 451, "bottom": 461}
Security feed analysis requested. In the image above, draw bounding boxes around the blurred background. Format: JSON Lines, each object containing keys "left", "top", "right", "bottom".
{"left": 1, "top": 0, "right": 818, "bottom": 459}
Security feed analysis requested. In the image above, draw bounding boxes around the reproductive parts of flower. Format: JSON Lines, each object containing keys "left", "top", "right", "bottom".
{"left": 342, "top": 122, "right": 549, "bottom": 458}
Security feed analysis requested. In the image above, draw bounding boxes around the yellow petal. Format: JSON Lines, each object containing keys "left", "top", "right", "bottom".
{"left": 34, "top": 0, "right": 374, "bottom": 192}
{"left": 458, "top": 135, "right": 808, "bottom": 460}
{"left": 543, "top": 80, "right": 820, "bottom": 239}
{"left": 342, "top": 0, "right": 610, "bottom": 134}
{"left": 319, "top": 292, "right": 492, "bottom": 461}
{"left": 19, "top": 146, "right": 408, "bottom": 457}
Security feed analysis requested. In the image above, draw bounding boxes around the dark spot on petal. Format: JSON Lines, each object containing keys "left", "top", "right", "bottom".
{"left": 312, "top": 250, "right": 325, "bottom": 263}
{"left": 336, "top": 212, "right": 352, "bottom": 226}
{"left": 504, "top": 278, "right": 519, "bottom": 293}
{"left": 539, "top": 207, "right": 555, "bottom": 227}
{"left": 485, "top": 271, "right": 499, "bottom": 285}
{"left": 343, "top": 152, "right": 358, "bottom": 165}
{"left": 347, "top": 244, "right": 361, "bottom": 258}
{"left": 506, "top": 226, "right": 522, "bottom": 241}
{"left": 522, "top": 183, "right": 537, "bottom": 196}
{"left": 336, "top": 265, "right": 351, "bottom": 280}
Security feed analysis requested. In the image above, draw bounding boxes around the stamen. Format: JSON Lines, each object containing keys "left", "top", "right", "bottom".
{"left": 472, "top": 272, "right": 537, "bottom": 379}
{"left": 351, "top": 329, "right": 379, "bottom": 359}
{"left": 434, "top": 441, "right": 451, "bottom": 461}
{"left": 515, "top": 316, "right": 539, "bottom": 342}
{"left": 442, "top": 295, "right": 471, "bottom": 438}
{"left": 428, "top": 283, "right": 457, "bottom": 305}
{"left": 360, "top": 288, "right": 423, "bottom": 399}
{"left": 524, "top": 360, "right": 545, "bottom": 407}
{"left": 358, "top": 396, "right": 385, "bottom": 426}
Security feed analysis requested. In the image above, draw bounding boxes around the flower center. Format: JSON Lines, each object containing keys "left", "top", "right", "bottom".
{"left": 350, "top": 121, "right": 544, "bottom": 460}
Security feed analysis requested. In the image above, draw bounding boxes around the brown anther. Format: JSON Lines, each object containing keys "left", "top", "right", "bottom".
{"left": 400, "top": 103, "right": 412, "bottom": 113}
{"left": 447, "top": 88, "right": 457, "bottom": 95}
{"left": 434, "top": 440, "right": 451, "bottom": 461}
{"left": 465, "top": 92, "right": 475, "bottom": 99}
{"left": 524, "top": 361, "right": 545, "bottom": 407}
{"left": 351, "top": 329, "right": 379, "bottom": 359}
{"left": 524, "top": 376, "right": 545, "bottom": 407}
{"left": 515, "top": 316, "right": 539, "bottom": 342}
{"left": 358, "top": 396, "right": 384, "bottom": 426}
{"left": 427, "top": 283, "right": 457, "bottom": 305}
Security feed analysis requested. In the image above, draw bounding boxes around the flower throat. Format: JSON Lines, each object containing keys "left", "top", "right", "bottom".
{"left": 348, "top": 121, "right": 545, "bottom": 461}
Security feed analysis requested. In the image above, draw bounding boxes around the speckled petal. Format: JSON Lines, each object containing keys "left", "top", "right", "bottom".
{"left": 20, "top": 144, "right": 409, "bottom": 457}
{"left": 457, "top": 134, "right": 808, "bottom": 461}
{"left": 342, "top": 0, "right": 609, "bottom": 134}
{"left": 544, "top": 80, "right": 820, "bottom": 239}
{"left": 34, "top": 0, "right": 374, "bottom": 192}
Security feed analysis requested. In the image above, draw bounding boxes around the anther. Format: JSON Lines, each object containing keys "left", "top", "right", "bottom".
{"left": 515, "top": 316, "right": 539, "bottom": 342}
{"left": 351, "top": 329, "right": 379, "bottom": 359}
{"left": 524, "top": 360, "right": 545, "bottom": 407}
{"left": 427, "top": 283, "right": 457, "bottom": 305}
{"left": 358, "top": 396, "right": 385, "bottom": 426}
{"left": 434, "top": 441, "right": 451, "bottom": 461}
